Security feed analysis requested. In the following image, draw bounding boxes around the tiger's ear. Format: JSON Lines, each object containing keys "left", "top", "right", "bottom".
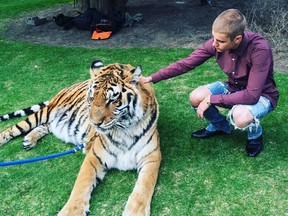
{"left": 131, "top": 65, "right": 142, "bottom": 85}
{"left": 90, "top": 60, "right": 104, "bottom": 78}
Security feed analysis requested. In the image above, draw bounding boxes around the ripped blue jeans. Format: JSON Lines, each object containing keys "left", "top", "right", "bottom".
{"left": 197, "top": 81, "right": 273, "bottom": 140}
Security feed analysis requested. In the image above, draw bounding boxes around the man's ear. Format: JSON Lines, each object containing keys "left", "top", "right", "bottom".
{"left": 234, "top": 35, "right": 242, "bottom": 44}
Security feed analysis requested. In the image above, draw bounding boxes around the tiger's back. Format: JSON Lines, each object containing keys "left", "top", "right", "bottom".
{"left": 0, "top": 80, "right": 92, "bottom": 148}
{"left": 0, "top": 62, "right": 149, "bottom": 148}
{"left": 46, "top": 80, "right": 91, "bottom": 144}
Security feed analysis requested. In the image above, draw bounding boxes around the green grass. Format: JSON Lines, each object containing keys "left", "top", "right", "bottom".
{"left": 0, "top": 1, "right": 288, "bottom": 216}
{"left": 0, "top": 0, "right": 71, "bottom": 19}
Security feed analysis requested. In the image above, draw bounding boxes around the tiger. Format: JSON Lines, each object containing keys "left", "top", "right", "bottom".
{"left": 0, "top": 61, "right": 161, "bottom": 216}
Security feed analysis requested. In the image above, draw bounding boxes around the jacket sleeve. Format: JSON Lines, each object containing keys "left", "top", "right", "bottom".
{"left": 151, "top": 38, "right": 215, "bottom": 83}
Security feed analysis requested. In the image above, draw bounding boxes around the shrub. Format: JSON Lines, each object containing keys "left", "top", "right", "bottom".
{"left": 246, "top": 0, "right": 288, "bottom": 52}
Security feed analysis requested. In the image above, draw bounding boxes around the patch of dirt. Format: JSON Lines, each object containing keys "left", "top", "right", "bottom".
{"left": 2, "top": 0, "right": 287, "bottom": 73}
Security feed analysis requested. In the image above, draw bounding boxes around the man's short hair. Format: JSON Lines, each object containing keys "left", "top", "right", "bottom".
{"left": 212, "top": 9, "right": 246, "bottom": 40}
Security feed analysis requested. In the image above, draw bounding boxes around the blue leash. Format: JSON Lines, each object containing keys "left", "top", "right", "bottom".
{"left": 0, "top": 143, "right": 85, "bottom": 167}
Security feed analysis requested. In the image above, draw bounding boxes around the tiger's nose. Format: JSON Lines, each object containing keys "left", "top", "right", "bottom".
{"left": 96, "top": 110, "right": 102, "bottom": 116}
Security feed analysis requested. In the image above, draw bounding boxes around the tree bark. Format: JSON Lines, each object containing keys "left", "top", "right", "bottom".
{"left": 75, "top": 0, "right": 127, "bottom": 14}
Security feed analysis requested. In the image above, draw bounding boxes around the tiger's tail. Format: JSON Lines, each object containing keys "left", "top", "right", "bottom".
{"left": 0, "top": 104, "right": 51, "bottom": 146}
{"left": 0, "top": 101, "right": 49, "bottom": 122}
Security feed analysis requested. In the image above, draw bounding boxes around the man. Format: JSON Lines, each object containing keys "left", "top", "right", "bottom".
{"left": 141, "top": 9, "right": 279, "bottom": 157}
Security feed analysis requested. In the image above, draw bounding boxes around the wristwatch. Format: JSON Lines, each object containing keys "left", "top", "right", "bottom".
{"left": 206, "top": 95, "right": 211, "bottom": 106}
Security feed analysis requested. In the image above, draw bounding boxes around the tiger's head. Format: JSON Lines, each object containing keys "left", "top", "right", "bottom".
{"left": 86, "top": 61, "right": 145, "bottom": 134}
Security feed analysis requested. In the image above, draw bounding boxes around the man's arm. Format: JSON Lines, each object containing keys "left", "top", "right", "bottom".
{"left": 149, "top": 38, "right": 216, "bottom": 83}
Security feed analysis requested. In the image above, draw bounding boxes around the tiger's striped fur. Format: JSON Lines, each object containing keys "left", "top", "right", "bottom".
{"left": 0, "top": 62, "right": 161, "bottom": 216}
{"left": 0, "top": 80, "right": 93, "bottom": 149}
{"left": 0, "top": 59, "right": 104, "bottom": 148}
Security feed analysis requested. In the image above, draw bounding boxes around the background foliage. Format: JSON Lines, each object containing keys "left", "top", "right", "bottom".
{"left": 246, "top": 0, "right": 288, "bottom": 52}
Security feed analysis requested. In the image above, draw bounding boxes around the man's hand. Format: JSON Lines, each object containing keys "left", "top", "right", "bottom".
{"left": 140, "top": 75, "right": 152, "bottom": 83}
{"left": 197, "top": 95, "right": 211, "bottom": 118}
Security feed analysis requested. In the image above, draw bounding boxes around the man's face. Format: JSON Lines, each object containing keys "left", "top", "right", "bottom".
{"left": 212, "top": 31, "right": 241, "bottom": 52}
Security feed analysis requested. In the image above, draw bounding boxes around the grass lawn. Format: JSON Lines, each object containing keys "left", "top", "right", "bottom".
{"left": 0, "top": 1, "right": 288, "bottom": 216}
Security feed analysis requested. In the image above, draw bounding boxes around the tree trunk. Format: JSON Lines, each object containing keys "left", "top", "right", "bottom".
{"left": 75, "top": 0, "right": 127, "bottom": 14}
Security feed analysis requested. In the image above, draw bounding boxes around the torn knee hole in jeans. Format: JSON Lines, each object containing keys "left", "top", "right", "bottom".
{"left": 228, "top": 105, "right": 259, "bottom": 132}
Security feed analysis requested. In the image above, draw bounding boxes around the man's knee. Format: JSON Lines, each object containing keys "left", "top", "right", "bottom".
{"left": 231, "top": 106, "right": 254, "bottom": 128}
{"left": 189, "top": 86, "right": 211, "bottom": 107}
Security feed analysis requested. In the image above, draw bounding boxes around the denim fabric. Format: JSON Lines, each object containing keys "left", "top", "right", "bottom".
{"left": 206, "top": 81, "right": 230, "bottom": 95}
{"left": 228, "top": 96, "right": 273, "bottom": 140}
{"left": 204, "top": 81, "right": 273, "bottom": 140}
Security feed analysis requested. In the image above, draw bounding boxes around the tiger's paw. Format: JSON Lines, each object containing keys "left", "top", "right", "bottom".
{"left": 22, "top": 137, "right": 37, "bottom": 150}
{"left": 0, "top": 132, "right": 11, "bottom": 146}
{"left": 57, "top": 204, "right": 90, "bottom": 216}
{"left": 122, "top": 194, "right": 150, "bottom": 216}
{"left": 22, "top": 125, "right": 49, "bottom": 150}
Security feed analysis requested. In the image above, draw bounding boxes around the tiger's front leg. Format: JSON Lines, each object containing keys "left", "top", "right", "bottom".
{"left": 22, "top": 124, "right": 49, "bottom": 150}
{"left": 58, "top": 144, "right": 107, "bottom": 216}
{"left": 123, "top": 134, "right": 161, "bottom": 216}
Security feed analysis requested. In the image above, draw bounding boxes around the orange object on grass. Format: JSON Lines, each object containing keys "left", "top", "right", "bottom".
{"left": 91, "top": 31, "right": 112, "bottom": 40}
